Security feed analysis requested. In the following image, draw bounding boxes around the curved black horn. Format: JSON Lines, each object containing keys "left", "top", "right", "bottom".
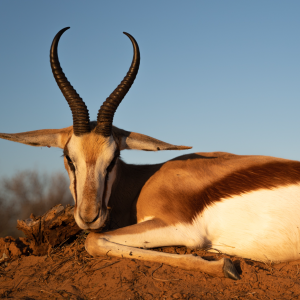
{"left": 50, "top": 27, "right": 90, "bottom": 136}
{"left": 95, "top": 32, "right": 140, "bottom": 136}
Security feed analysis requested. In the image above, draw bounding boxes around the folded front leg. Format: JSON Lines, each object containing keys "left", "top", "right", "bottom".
{"left": 85, "top": 219, "right": 240, "bottom": 280}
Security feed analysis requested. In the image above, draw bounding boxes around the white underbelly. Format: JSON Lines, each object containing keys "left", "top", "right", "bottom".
{"left": 198, "top": 184, "right": 300, "bottom": 262}
{"left": 112, "top": 184, "right": 300, "bottom": 263}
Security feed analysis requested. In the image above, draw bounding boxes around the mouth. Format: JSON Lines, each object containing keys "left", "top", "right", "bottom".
{"left": 75, "top": 207, "right": 109, "bottom": 230}
{"left": 89, "top": 209, "right": 110, "bottom": 232}
{"left": 87, "top": 208, "right": 109, "bottom": 230}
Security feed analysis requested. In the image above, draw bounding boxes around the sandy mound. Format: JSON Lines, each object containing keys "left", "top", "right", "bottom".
{"left": 1, "top": 206, "right": 300, "bottom": 299}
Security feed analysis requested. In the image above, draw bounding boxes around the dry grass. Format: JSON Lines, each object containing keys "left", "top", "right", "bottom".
{"left": 0, "top": 170, "right": 73, "bottom": 237}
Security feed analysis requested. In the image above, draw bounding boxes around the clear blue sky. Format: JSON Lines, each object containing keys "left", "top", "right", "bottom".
{"left": 0, "top": 1, "right": 299, "bottom": 178}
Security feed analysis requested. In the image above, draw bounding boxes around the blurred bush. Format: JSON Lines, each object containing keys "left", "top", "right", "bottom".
{"left": 0, "top": 170, "right": 73, "bottom": 237}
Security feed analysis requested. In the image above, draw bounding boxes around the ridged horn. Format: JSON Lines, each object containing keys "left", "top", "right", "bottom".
{"left": 95, "top": 32, "right": 140, "bottom": 137}
{"left": 50, "top": 27, "right": 90, "bottom": 136}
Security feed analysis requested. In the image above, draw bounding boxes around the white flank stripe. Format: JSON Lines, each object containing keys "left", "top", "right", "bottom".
{"left": 106, "top": 184, "right": 300, "bottom": 262}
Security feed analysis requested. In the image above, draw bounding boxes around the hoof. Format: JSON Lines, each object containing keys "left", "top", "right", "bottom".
{"left": 223, "top": 258, "right": 241, "bottom": 280}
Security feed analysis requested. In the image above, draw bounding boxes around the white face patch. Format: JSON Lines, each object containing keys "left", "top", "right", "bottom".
{"left": 65, "top": 134, "right": 118, "bottom": 230}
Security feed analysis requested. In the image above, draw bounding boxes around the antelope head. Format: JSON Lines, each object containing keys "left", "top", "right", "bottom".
{"left": 0, "top": 28, "right": 191, "bottom": 230}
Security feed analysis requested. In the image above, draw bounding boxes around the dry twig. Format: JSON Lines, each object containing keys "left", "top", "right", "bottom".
{"left": 151, "top": 264, "right": 180, "bottom": 282}
{"left": 85, "top": 260, "right": 120, "bottom": 273}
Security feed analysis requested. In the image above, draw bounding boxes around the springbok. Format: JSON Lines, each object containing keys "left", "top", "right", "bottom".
{"left": 1, "top": 27, "right": 300, "bottom": 280}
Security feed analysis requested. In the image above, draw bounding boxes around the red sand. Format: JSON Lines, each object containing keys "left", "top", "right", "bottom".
{"left": 1, "top": 235, "right": 300, "bottom": 299}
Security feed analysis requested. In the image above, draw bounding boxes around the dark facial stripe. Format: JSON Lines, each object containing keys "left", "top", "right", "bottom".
{"left": 102, "top": 172, "right": 109, "bottom": 210}
{"left": 63, "top": 137, "right": 77, "bottom": 205}
{"left": 160, "top": 160, "right": 300, "bottom": 223}
{"left": 102, "top": 154, "right": 119, "bottom": 209}
{"left": 74, "top": 171, "right": 77, "bottom": 206}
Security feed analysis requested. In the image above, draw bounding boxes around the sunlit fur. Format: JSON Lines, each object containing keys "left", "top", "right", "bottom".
{"left": 4, "top": 124, "right": 300, "bottom": 278}
{"left": 65, "top": 132, "right": 117, "bottom": 230}
{"left": 106, "top": 184, "right": 300, "bottom": 262}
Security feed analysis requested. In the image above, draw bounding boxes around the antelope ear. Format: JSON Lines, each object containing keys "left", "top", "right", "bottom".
{"left": 112, "top": 126, "right": 192, "bottom": 151}
{"left": 0, "top": 126, "right": 73, "bottom": 149}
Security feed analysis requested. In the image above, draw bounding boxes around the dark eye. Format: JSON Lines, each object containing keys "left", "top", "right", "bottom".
{"left": 66, "top": 155, "right": 75, "bottom": 172}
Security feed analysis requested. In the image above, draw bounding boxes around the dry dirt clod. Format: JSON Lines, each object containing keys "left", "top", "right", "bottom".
{"left": 16, "top": 204, "right": 82, "bottom": 256}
